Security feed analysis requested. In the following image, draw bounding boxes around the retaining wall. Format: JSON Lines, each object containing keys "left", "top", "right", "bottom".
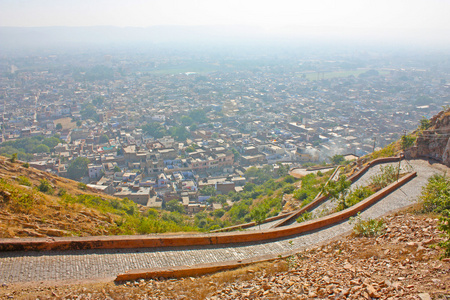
{"left": 0, "top": 171, "right": 416, "bottom": 252}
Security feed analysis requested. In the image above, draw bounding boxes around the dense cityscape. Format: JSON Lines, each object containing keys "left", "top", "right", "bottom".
{"left": 0, "top": 49, "right": 448, "bottom": 213}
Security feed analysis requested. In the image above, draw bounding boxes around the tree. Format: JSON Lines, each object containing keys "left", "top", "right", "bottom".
{"left": 67, "top": 157, "right": 90, "bottom": 180}
{"left": 231, "top": 148, "right": 240, "bottom": 160}
{"left": 180, "top": 116, "right": 194, "bottom": 126}
{"left": 200, "top": 185, "right": 217, "bottom": 196}
{"left": 99, "top": 134, "right": 109, "bottom": 144}
{"left": 141, "top": 122, "right": 167, "bottom": 138}
{"left": 76, "top": 120, "right": 82, "bottom": 127}
{"left": 190, "top": 123, "right": 198, "bottom": 131}
{"left": 43, "top": 136, "right": 61, "bottom": 149}
{"left": 325, "top": 175, "right": 352, "bottom": 210}
{"left": 189, "top": 109, "right": 209, "bottom": 123}
{"left": 165, "top": 199, "right": 185, "bottom": 214}
{"left": 276, "top": 163, "right": 289, "bottom": 177}
{"left": 291, "top": 115, "right": 301, "bottom": 122}
{"left": 330, "top": 154, "right": 345, "bottom": 165}
{"left": 113, "top": 165, "right": 121, "bottom": 173}
{"left": 185, "top": 145, "right": 196, "bottom": 153}
{"left": 170, "top": 126, "right": 190, "bottom": 141}
{"left": 251, "top": 206, "right": 267, "bottom": 230}
{"left": 92, "top": 96, "right": 104, "bottom": 108}
{"left": 419, "top": 117, "right": 431, "bottom": 130}
{"left": 33, "top": 144, "right": 50, "bottom": 153}
{"left": 243, "top": 182, "right": 256, "bottom": 192}
{"left": 401, "top": 135, "right": 416, "bottom": 150}
{"left": 80, "top": 104, "right": 99, "bottom": 121}
{"left": 55, "top": 123, "right": 63, "bottom": 130}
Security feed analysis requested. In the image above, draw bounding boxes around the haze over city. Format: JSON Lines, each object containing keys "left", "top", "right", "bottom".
{"left": 1, "top": 0, "right": 449, "bottom": 51}
{"left": 1, "top": 0, "right": 450, "bottom": 298}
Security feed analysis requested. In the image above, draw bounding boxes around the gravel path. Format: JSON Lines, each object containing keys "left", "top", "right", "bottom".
{"left": 290, "top": 167, "right": 334, "bottom": 177}
{"left": 0, "top": 159, "right": 446, "bottom": 284}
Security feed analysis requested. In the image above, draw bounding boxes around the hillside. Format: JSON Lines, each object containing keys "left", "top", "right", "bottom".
{"left": 2, "top": 209, "right": 448, "bottom": 299}
{"left": 0, "top": 156, "right": 135, "bottom": 238}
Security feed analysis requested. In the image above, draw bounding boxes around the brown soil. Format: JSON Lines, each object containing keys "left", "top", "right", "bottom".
{"left": 1, "top": 209, "right": 448, "bottom": 299}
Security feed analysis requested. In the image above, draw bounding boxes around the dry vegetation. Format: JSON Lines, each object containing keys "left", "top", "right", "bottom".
{"left": 1, "top": 209, "right": 448, "bottom": 299}
{"left": 53, "top": 117, "right": 78, "bottom": 130}
{"left": 0, "top": 156, "right": 128, "bottom": 238}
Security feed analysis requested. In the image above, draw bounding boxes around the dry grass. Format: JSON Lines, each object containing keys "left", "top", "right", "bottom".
{"left": 53, "top": 117, "right": 77, "bottom": 130}
{"left": 0, "top": 156, "right": 124, "bottom": 238}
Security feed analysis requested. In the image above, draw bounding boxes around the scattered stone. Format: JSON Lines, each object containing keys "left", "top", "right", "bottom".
{"left": 418, "top": 293, "right": 432, "bottom": 300}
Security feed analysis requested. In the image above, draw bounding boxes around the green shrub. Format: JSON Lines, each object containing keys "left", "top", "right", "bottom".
{"left": 350, "top": 213, "right": 385, "bottom": 237}
{"left": 57, "top": 188, "right": 67, "bottom": 196}
{"left": 325, "top": 175, "right": 351, "bottom": 210}
{"left": 10, "top": 153, "right": 17, "bottom": 163}
{"left": 369, "top": 165, "right": 400, "bottom": 190}
{"left": 420, "top": 174, "right": 450, "bottom": 214}
{"left": 38, "top": 179, "right": 54, "bottom": 195}
{"left": 22, "top": 162, "right": 30, "bottom": 168}
{"left": 78, "top": 182, "right": 87, "bottom": 190}
{"left": 419, "top": 117, "right": 431, "bottom": 130}
{"left": 282, "top": 184, "right": 295, "bottom": 194}
{"left": 17, "top": 176, "right": 32, "bottom": 186}
{"left": 337, "top": 186, "right": 374, "bottom": 211}
{"left": 401, "top": 134, "right": 416, "bottom": 150}
{"left": 420, "top": 174, "right": 450, "bottom": 257}
{"left": 296, "top": 211, "right": 313, "bottom": 223}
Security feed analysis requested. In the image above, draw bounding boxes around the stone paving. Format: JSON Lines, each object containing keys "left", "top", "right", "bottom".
{"left": 0, "top": 159, "right": 446, "bottom": 284}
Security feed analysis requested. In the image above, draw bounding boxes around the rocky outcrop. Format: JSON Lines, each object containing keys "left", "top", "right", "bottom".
{"left": 409, "top": 109, "right": 450, "bottom": 166}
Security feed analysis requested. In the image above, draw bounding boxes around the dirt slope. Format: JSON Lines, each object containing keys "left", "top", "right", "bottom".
{"left": 0, "top": 156, "right": 124, "bottom": 238}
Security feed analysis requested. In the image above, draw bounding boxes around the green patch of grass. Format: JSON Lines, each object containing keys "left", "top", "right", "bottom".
{"left": 370, "top": 143, "right": 397, "bottom": 159}
{"left": 0, "top": 179, "right": 44, "bottom": 213}
{"left": 17, "top": 176, "right": 32, "bottom": 186}
{"left": 293, "top": 170, "right": 333, "bottom": 207}
{"left": 59, "top": 193, "right": 199, "bottom": 235}
{"left": 300, "top": 70, "right": 389, "bottom": 81}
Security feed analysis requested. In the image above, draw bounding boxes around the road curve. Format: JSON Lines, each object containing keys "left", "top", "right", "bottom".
{"left": 0, "top": 159, "right": 446, "bottom": 284}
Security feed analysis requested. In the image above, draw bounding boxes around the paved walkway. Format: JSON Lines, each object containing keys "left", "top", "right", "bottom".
{"left": 0, "top": 159, "right": 446, "bottom": 284}
{"left": 289, "top": 167, "right": 334, "bottom": 178}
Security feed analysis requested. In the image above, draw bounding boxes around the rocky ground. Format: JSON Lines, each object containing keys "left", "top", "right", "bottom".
{"left": 1, "top": 209, "right": 449, "bottom": 299}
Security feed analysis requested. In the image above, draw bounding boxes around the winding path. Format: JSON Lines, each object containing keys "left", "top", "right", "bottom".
{"left": 0, "top": 159, "right": 446, "bottom": 284}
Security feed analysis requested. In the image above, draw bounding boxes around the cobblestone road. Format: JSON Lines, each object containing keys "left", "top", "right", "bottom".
{"left": 0, "top": 159, "right": 446, "bottom": 284}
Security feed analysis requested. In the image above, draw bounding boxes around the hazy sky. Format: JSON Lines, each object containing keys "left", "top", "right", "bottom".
{"left": 1, "top": 0, "right": 448, "bottom": 30}
{"left": 1, "top": 0, "right": 449, "bottom": 46}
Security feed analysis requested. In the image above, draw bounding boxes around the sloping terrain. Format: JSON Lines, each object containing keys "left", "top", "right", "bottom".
{"left": 1, "top": 209, "right": 448, "bottom": 299}
{"left": 0, "top": 156, "right": 127, "bottom": 238}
